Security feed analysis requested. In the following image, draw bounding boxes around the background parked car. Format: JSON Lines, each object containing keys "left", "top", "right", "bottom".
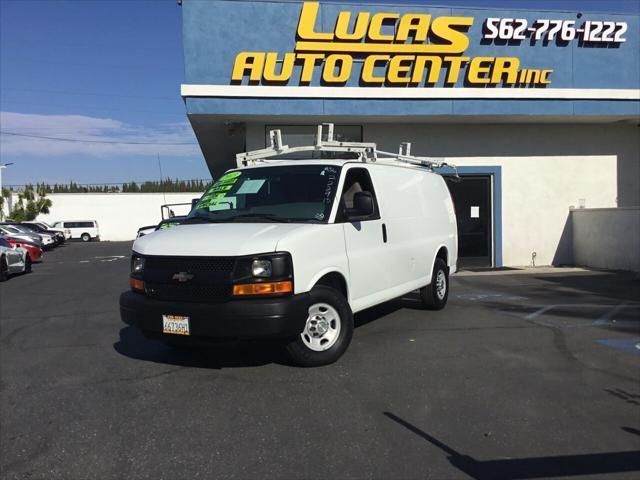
{"left": 22, "top": 222, "right": 65, "bottom": 244}
{"left": 51, "top": 220, "right": 100, "bottom": 242}
{"left": 2, "top": 223, "right": 56, "bottom": 249}
{"left": 0, "top": 236, "right": 31, "bottom": 281}
{"left": 3, "top": 236, "right": 43, "bottom": 263}
{"left": 136, "top": 216, "right": 186, "bottom": 238}
{"left": 0, "top": 225, "right": 43, "bottom": 248}
{"left": 136, "top": 225, "right": 157, "bottom": 238}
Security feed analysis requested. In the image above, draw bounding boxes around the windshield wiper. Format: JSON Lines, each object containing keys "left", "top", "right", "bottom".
{"left": 228, "top": 213, "right": 290, "bottom": 223}
{"left": 183, "top": 216, "right": 225, "bottom": 224}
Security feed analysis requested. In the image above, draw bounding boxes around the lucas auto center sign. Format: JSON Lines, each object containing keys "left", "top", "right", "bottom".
{"left": 230, "top": 1, "right": 629, "bottom": 88}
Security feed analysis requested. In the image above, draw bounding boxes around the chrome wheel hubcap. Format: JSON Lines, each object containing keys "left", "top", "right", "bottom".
{"left": 301, "top": 303, "right": 341, "bottom": 352}
{"left": 436, "top": 270, "right": 447, "bottom": 300}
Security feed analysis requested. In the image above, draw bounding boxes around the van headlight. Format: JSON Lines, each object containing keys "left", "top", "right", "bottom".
{"left": 132, "top": 256, "right": 145, "bottom": 273}
{"left": 232, "top": 253, "right": 293, "bottom": 296}
{"left": 251, "top": 259, "right": 272, "bottom": 278}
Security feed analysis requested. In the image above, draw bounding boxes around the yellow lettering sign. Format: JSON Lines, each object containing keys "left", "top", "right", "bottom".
{"left": 231, "top": 2, "right": 554, "bottom": 88}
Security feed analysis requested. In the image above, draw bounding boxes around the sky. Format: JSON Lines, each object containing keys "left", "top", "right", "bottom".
{"left": 1, "top": 0, "right": 639, "bottom": 187}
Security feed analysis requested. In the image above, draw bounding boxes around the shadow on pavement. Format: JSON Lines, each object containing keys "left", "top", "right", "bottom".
{"left": 384, "top": 412, "right": 640, "bottom": 480}
{"left": 114, "top": 298, "right": 409, "bottom": 368}
{"left": 534, "top": 271, "right": 640, "bottom": 302}
{"left": 113, "top": 326, "right": 290, "bottom": 369}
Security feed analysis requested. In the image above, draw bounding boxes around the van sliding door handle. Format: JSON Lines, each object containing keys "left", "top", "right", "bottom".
{"left": 382, "top": 224, "right": 388, "bottom": 243}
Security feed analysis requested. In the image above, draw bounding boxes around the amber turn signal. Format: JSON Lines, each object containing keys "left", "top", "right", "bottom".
{"left": 233, "top": 281, "right": 293, "bottom": 296}
{"left": 129, "top": 277, "right": 145, "bottom": 292}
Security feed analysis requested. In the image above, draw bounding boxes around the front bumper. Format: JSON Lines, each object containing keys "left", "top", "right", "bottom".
{"left": 119, "top": 291, "right": 310, "bottom": 340}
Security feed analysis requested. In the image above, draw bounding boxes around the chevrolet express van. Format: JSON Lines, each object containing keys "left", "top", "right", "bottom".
{"left": 51, "top": 220, "right": 99, "bottom": 242}
{"left": 120, "top": 130, "right": 458, "bottom": 366}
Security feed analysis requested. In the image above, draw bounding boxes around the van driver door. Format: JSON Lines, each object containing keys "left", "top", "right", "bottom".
{"left": 338, "top": 167, "right": 390, "bottom": 312}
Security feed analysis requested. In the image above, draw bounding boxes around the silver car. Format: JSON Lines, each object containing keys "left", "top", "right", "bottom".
{"left": 0, "top": 225, "right": 43, "bottom": 247}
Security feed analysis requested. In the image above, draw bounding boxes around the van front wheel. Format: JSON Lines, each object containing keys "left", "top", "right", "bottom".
{"left": 81, "top": 233, "right": 91, "bottom": 242}
{"left": 286, "top": 286, "right": 353, "bottom": 367}
{"left": 420, "top": 258, "right": 449, "bottom": 310}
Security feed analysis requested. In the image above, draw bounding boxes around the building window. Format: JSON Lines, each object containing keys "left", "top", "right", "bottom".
{"left": 264, "top": 125, "right": 363, "bottom": 159}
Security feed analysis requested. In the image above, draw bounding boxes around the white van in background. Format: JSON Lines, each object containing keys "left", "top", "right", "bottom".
{"left": 51, "top": 220, "right": 100, "bottom": 242}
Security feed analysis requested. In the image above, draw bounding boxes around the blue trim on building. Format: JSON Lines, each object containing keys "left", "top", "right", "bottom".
{"left": 182, "top": 0, "right": 640, "bottom": 119}
{"left": 186, "top": 97, "right": 640, "bottom": 118}
{"left": 440, "top": 165, "right": 503, "bottom": 268}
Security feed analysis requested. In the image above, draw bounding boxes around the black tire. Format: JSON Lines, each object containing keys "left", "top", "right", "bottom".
{"left": 81, "top": 233, "right": 91, "bottom": 242}
{"left": 420, "top": 258, "right": 449, "bottom": 310}
{"left": 285, "top": 285, "right": 353, "bottom": 367}
{"left": 25, "top": 254, "right": 32, "bottom": 274}
{"left": 0, "top": 255, "right": 8, "bottom": 282}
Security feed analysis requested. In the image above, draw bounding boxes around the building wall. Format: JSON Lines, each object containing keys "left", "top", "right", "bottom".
{"left": 11, "top": 193, "right": 203, "bottom": 242}
{"left": 572, "top": 207, "right": 640, "bottom": 272}
{"left": 246, "top": 122, "right": 634, "bottom": 266}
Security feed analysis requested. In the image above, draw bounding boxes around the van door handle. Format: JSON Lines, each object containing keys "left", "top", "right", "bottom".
{"left": 382, "top": 223, "right": 388, "bottom": 243}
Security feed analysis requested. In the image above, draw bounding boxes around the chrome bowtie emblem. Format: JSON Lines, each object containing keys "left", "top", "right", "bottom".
{"left": 172, "top": 272, "right": 194, "bottom": 282}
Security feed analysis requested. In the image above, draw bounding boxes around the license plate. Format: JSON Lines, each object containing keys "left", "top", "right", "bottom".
{"left": 162, "top": 315, "right": 190, "bottom": 335}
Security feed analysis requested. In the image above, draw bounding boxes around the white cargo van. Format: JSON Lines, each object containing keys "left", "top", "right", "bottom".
{"left": 51, "top": 220, "right": 99, "bottom": 242}
{"left": 120, "top": 125, "right": 458, "bottom": 366}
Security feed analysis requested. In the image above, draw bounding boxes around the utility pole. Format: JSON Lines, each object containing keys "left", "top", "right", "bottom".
{"left": 158, "top": 153, "right": 167, "bottom": 207}
{"left": 0, "top": 162, "right": 14, "bottom": 220}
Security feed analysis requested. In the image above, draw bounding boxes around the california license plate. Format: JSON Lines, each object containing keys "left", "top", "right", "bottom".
{"left": 162, "top": 315, "right": 190, "bottom": 335}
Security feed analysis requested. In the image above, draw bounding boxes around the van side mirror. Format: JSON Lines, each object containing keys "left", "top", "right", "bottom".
{"left": 352, "top": 191, "right": 374, "bottom": 217}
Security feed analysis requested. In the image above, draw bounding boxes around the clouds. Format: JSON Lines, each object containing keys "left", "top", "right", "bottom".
{"left": 0, "top": 112, "right": 201, "bottom": 157}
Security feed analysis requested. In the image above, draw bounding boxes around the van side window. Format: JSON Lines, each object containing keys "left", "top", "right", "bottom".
{"left": 337, "top": 168, "right": 380, "bottom": 222}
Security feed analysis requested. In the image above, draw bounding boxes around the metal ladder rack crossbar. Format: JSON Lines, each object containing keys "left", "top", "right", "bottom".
{"left": 235, "top": 123, "right": 459, "bottom": 177}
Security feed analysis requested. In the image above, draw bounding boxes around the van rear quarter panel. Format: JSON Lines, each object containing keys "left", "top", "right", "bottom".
{"left": 369, "top": 164, "right": 457, "bottom": 289}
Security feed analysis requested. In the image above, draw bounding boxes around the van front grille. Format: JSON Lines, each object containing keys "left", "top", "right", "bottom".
{"left": 145, "top": 283, "right": 230, "bottom": 303}
{"left": 142, "top": 256, "right": 236, "bottom": 303}
{"left": 144, "top": 256, "right": 235, "bottom": 274}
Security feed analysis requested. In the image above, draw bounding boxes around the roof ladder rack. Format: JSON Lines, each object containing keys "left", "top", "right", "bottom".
{"left": 235, "top": 123, "right": 458, "bottom": 179}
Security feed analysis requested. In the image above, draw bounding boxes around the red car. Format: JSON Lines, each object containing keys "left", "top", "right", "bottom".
{"left": 4, "top": 237, "right": 43, "bottom": 262}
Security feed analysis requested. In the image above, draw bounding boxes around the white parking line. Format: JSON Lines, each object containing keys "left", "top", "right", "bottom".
{"left": 524, "top": 304, "right": 620, "bottom": 321}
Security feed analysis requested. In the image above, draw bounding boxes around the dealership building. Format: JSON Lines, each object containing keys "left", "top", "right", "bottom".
{"left": 179, "top": 0, "right": 640, "bottom": 269}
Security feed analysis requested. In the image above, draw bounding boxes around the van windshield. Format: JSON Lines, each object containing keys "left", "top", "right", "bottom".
{"left": 188, "top": 165, "right": 341, "bottom": 224}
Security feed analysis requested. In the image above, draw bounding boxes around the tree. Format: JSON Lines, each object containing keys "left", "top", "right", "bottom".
{"left": 9, "top": 185, "right": 53, "bottom": 222}
{"left": 0, "top": 188, "right": 11, "bottom": 221}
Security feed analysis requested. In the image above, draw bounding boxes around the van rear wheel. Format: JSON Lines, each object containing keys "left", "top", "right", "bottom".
{"left": 286, "top": 286, "right": 353, "bottom": 367}
{"left": 81, "top": 233, "right": 91, "bottom": 242}
{"left": 420, "top": 258, "right": 449, "bottom": 310}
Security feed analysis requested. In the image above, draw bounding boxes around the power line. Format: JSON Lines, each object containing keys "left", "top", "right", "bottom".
{"left": 0, "top": 131, "right": 197, "bottom": 146}
{"left": 2, "top": 87, "right": 177, "bottom": 101}
{"left": 0, "top": 98, "right": 186, "bottom": 116}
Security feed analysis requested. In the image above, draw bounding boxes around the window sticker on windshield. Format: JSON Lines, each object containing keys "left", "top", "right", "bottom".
{"left": 159, "top": 222, "right": 180, "bottom": 230}
{"left": 323, "top": 169, "right": 337, "bottom": 204}
{"left": 217, "top": 171, "right": 242, "bottom": 184}
{"left": 236, "top": 179, "right": 265, "bottom": 194}
{"left": 197, "top": 171, "right": 243, "bottom": 208}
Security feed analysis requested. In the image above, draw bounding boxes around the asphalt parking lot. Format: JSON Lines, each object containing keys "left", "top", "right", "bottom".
{"left": 1, "top": 242, "right": 639, "bottom": 480}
